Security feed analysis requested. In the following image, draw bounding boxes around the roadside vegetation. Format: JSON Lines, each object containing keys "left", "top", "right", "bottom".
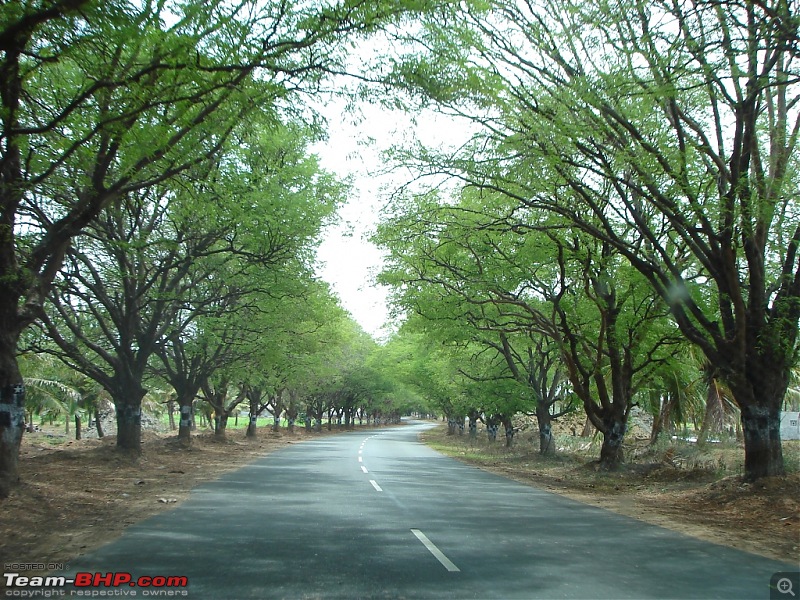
{"left": 0, "top": 0, "right": 441, "bottom": 496}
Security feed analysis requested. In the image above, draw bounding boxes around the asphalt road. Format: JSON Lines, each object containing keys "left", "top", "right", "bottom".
{"left": 54, "top": 421, "right": 796, "bottom": 599}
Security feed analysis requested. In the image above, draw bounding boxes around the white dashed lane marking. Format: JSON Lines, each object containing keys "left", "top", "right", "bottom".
{"left": 411, "top": 529, "right": 460, "bottom": 572}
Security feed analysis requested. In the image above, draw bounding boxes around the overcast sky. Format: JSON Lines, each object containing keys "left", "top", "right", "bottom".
{"left": 312, "top": 102, "right": 402, "bottom": 340}
{"left": 312, "top": 92, "right": 473, "bottom": 340}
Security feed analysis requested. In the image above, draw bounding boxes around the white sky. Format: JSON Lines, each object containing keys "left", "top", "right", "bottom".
{"left": 312, "top": 102, "right": 402, "bottom": 341}
{"left": 312, "top": 90, "right": 475, "bottom": 340}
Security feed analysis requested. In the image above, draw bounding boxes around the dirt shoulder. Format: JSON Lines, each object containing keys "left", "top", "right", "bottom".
{"left": 420, "top": 427, "right": 800, "bottom": 565}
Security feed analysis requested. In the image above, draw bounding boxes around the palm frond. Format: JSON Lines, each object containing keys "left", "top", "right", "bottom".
{"left": 24, "top": 377, "right": 82, "bottom": 416}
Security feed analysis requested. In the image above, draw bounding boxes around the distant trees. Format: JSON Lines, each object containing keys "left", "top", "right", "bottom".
{"left": 30, "top": 119, "right": 342, "bottom": 450}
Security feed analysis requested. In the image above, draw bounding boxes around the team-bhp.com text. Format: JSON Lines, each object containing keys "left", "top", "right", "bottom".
{"left": 4, "top": 573, "right": 189, "bottom": 597}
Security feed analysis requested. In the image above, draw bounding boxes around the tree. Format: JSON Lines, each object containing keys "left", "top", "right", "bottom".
{"left": 495, "top": 331, "right": 573, "bottom": 454}
{"left": 645, "top": 354, "right": 705, "bottom": 445}
{"left": 373, "top": 328, "right": 438, "bottom": 419}
{"left": 200, "top": 374, "right": 246, "bottom": 438}
{"left": 376, "top": 323, "right": 466, "bottom": 428}
{"left": 384, "top": 0, "right": 800, "bottom": 479}
{"left": 17, "top": 351, "right": 82, "bottom": 435}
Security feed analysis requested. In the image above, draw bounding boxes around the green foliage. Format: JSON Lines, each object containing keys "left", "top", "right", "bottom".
{"left": 372, "top": 0, "right": 799, "bottom": 475}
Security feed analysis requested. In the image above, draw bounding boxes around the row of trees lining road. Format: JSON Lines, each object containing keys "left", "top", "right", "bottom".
{"left": 372, "top": 0, "right": 799, "bottom": 480}
{"left": 0, "top": 0, "right": 448, "bottom": 496}
{"left": 375, "top": 194, "right": 698, "bottom": 459}
{"left": 20, "top": 296, "right": 411, "bottom": 436}
{"left": 27, "top": 120, "right": 343, "bottom": 449}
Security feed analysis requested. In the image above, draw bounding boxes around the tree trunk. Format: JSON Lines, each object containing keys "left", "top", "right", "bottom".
{"left": 0, "top": 31, "right": 29, "bottom": 497}
{"left": 75, "top": 414, "right": 82, "bottom": 440}
{"left": 164, "top": 377, "right": 201, "bottom": 443}
{"left": 167, "top": 399, "right": 176, "bottom": 431}
{"left": 727, "top": 365, "right": 787, "bottom": 480}
{"left": 0, "top": 380, "right": 26, "bottom": 496}
{"left": 286, "top": 400, "right": 298, "bottom": 433}
{"left": 116, "top": 402, "right": 143, "bottom": 451}
{"left": 650, "top": 393, "right": 675, "bottom": 446}
{"left": 95, "top": 410, "right": 105, "bottom": 438}
{"left": 740, "top": 404, "right": 784, "bottom": 480}
{"left": 698, "top": 374, "right": 727, "bottom": 446}
{"left": 178, "top": 403, "right": 193, "bottom": 445}
{"left": 468, "top": 410, "right": 479, "bottom": 439}
{"left": 246, "top": 414, "right": 258, "bottom": 438}
{"left": 486, "top": 415, "right": 499, "bottom": 442}
{"left": 246, "top": 396, "right": 258, "bottom": 438}
{"left": 598, "top": 416, "right": 626, "bottom": 468}
{"left": 312, "top": 407, "right": 323, "bottom": 432}
{"left": 215, "top": 412, "right": 229, "bottom": 437}
{"left": 501, "top": 416, "right": 515, "bottom": 448}
{"left": 113, "top": 376, "right": 147, "bottom": 452}
{"left": 536, "top": 404, "right": 555, "bottom": 455}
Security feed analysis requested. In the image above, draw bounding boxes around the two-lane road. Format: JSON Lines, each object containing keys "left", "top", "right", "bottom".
{"left": 59, "top": 422, "right": 796, "bottom": 599}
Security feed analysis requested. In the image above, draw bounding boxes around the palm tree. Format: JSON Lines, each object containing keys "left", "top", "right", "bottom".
{"left": 18, "top": 353, "right": 82, "bottom": 435}
{"left": 697, "top": 365, "right": 739, "bottom": 445}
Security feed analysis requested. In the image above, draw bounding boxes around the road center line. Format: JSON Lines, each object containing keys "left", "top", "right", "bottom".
{"left": 358, "top": 456, "right": 363, "bottom": 463}
{"left": 369, "top": 480, "right": 382, "bottom": 492}
{"left": 361, "top": 466, "right": 368, "bottom": 473}
{"left": 411, "top": 529, "right": 461, "bottom": 572}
